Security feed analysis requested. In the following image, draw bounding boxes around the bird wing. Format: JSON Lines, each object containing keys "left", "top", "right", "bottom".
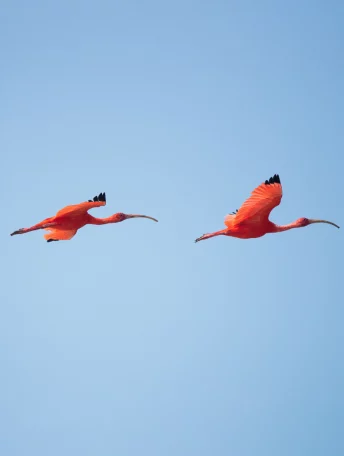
{"left": 224, "top": 209, "right": 238, "bottom": 226}
{"left": 55, "top": 192, "right": 106, "bottom": 217}
{"left": 44, "top": 228, "right": 78, "bottom": 242}
{"left": 224, "top": 213, "right": 237, "bottom": 227}
{"left": 225, "top": 175, "right": 282, "bottom": 227}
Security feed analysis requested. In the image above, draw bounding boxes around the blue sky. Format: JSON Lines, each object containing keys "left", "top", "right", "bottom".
{"left": 1, "top": 1, "right": 343, "bottom": 455}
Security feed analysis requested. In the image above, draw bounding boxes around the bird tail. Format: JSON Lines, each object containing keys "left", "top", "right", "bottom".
{"left": 195, "top": 229, "right": 227, "bottom": 243}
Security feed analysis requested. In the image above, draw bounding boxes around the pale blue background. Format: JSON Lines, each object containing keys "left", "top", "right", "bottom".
{"left": 1, "top": 1, "right": 343, "bottom": 455}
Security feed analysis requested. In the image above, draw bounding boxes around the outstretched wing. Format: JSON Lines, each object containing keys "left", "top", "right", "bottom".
{"left": 55, "top": 192, "right": 106, "bottom": 218}
{"left": 224, "top": 209, "right": 238, "bottom": 227}
{"left": 225, "top": 174, "right": 282, "bottom": 227}
{"left": 44, "top": 228, "right": 78, "bottom": 242}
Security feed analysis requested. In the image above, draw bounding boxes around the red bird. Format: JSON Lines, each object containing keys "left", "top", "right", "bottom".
{"left": 195, "top": 174, "right": 339, "bottom": 243}
{"left": 11, "top": 192, "right": 158, "bottom": 242}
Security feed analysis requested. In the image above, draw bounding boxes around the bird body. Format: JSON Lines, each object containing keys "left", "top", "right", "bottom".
{"left": 11, "top": 192, "right": 158, "bottom": 242}
{"left": 195, "top": 174, "right": 339, "bottom": 243}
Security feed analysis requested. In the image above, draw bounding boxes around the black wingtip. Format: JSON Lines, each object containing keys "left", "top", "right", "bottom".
{"left": 89, "top": 192, "right": 106, "bottom": 203}
{"left": 47, "top": 239, "right": 59, "bottom": 242}
{"left": 264, "top": 174, "right": 280, "bottom": 185}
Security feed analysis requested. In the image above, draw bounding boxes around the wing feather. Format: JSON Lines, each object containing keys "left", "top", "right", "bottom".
{"left": 44, "top": 228, "right": 78, "bottom": 242}
{"left": 225, "top": 175, "right": 282, "bottom": 227}
{"left": 224, "top": 213, "right": 236, "bottom": 227}
{"left": 55, "top": 192, "right": 106, "bottom": 217}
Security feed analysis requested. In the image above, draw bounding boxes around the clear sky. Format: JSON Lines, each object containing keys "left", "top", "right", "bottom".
{"left": 1, "top": 1, "right": 343, "bottom": 455}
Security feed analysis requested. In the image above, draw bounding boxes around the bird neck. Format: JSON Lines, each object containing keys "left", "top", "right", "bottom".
{"left": 88, "top": 215, "right": 118, "bottom": 225}
{"left": 273, "top": 221, "right": 301, "bottom": 232}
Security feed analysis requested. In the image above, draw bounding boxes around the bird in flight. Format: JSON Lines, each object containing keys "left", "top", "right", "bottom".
{"left": 11, "top": 192, "right": 158, "bottom": 242}
{"left": 195, "top": 174, "right": 339, "bottom": 243}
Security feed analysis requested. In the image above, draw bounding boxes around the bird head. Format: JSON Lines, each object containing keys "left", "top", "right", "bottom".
{"left": 110, "top": 213, "right": 158, "bottom": 223}
{"left": 297, "top": 217, "right": 339, "bottom": 229}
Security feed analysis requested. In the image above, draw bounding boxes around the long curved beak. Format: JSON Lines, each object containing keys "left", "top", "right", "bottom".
{"left": 126, "top": 214, "right": 158, "bottom": 222}
{"left": 308, "top": 219, "right": 340, "bottom": 229}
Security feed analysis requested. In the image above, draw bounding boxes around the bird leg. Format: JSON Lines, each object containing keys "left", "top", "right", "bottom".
{"left": 195, "top": 229, "right": 227, "bottom": 243}
{"left": 10, "top": 220, "right": 55, "bottom": 236}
